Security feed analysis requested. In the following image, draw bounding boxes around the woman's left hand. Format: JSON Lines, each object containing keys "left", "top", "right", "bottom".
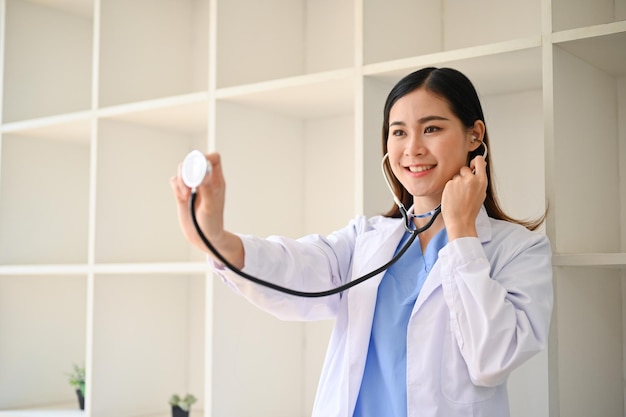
{"left": 441, "top": 155, "right": 488, "bottom": 241}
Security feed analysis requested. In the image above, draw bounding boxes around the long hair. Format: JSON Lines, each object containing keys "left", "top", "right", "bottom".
{"left": 381, "top": 67, "right": 545, "bottom": 231}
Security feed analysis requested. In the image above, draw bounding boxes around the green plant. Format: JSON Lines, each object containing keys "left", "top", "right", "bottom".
{"left": 67, "top": 363, "right": 85, "bottom": 395}
{"left": 169, "top": 393, "right": 197, "bottom": 411}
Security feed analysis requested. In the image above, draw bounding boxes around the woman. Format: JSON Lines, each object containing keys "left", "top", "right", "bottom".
{"left": 171, "top": 67, "right": 553, "bottom": 417}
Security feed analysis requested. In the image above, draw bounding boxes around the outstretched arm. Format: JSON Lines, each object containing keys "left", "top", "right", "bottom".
{"left": 170, "top": 152, "right": 245, "bottom": 269}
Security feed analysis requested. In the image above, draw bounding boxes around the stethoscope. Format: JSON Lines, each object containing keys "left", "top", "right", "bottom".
{"left": 181, "top": 142, "right": 486, "bottom": 298}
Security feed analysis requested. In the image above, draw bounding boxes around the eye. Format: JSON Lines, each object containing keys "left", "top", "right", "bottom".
{"left": 390, "top": 128, "right": 406, "bottom": 137}
{"left": 424, "top": 125, "right": 440, "bottom": 134}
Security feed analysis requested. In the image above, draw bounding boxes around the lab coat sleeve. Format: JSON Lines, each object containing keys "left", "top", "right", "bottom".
{"left": 439, "top": 228, "right": 553, "bottom": 387}
{"left": 209, "top": 217, "right": 363, "bottom": 321}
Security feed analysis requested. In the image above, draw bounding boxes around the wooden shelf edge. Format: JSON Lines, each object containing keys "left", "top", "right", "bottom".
{"left": 551, "top": 20, "right": 626, "bottom": 44}
{"left": 215, "top": 67, "right": 355, "bottom": 99}
{"left": 0, "top": 262, "right": 211, "bottom": 276}
{"left": 93, "top": 262, "right": 211, "bottom": 275}
{"left": 97, "top": 92, "right": 210, "bottom": 120}
{"left": 1, "top": 112, "right": 92, "bottom": 135}
{"left": 362, "top": 35, "right": 543, "bottom": 76}
{"left": 553, "top": 252, "right": 626, "bottom": 268}
{"left": 0, "top": 264, "right": 89, "bottom": 276}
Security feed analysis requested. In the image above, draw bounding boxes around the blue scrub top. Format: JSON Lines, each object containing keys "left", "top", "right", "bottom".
{"left": 353, "top": 228, "right": 448, "bottom": 417}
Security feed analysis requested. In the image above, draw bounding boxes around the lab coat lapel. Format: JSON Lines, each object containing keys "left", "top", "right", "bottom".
{"left": 348, "top": 218, "right": 404, "bottom": 312}
{"left": 345, "top": 218, "right": 405, "bottom": 407}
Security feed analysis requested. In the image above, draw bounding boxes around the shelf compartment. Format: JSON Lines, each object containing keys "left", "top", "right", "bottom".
{"left": 0, "top": 130, "right": 91, "bottom": 265}
{"left": 216, "top": 0, "right": 354, "bottom": 88}
{"left": 2, "top": 0, "right": 93, "bottom": 123}
{"left": 215, "top": 99, "right": 304, "bottom": 237}
{"left": 550, "top": 267, "right": 624, "bottom": 417}
{"left": 215, "top": 100, "right": 355, "bottom": 238}
{"left": 98, "top": 0, "right": 209, "bottom": 107}
{"left": 300, "top": 114, "right": 356, "bottom": 235}
{"left": 212, "top": 273, "right": 306, "bottom": 417}
{"left": 363, "top": 0, "right": 542, "bottom": 65}
{"left": 552, "top": 22, "right": 626, "bottom": 77}
{"left": 0, "top": 275, "right": 87, "bottom": 410}
{"left": 93, "top": 114, "right": 207, "bottom": 264}
{"left": 91, "top": 274, "right": 204, "bottom": 417}
{"left": 216, "top": 71, "right": 356, "bottom": 235}
{"left": 481, "top": 89, "right": 546, "bottom": 222}
{"left": 551, "top": 34, "right": 625, "bottom": 253}
{"left": 552, "top": 0, "right": 626, "bottom": 32}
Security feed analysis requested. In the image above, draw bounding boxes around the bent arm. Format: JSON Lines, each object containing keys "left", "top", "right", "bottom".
{"left": 440, "top": 231, "right": 553, "bottom": 387}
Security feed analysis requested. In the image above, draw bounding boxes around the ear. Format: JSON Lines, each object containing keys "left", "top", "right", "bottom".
{"left": 468, "top": 120, "right": 486, "bottom": 152}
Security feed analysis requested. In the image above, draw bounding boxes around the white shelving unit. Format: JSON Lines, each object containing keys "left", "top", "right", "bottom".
{"left": 0, "top": 0, "right": 624, "bottom": 416}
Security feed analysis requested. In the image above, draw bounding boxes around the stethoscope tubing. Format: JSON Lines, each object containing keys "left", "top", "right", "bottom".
{"left": 189, "top": 191, "right": 440, "bottom": 298}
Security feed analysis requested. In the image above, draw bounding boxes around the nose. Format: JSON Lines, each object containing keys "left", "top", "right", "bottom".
{"left": 405, "top": 132, "right": 426, "bottom": 156}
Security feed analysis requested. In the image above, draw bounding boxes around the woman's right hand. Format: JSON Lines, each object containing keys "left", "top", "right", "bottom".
{"left": 170, "top": 152, "right": 245, "bottom": 268}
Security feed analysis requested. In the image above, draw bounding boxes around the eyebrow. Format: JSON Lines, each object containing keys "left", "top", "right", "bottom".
{"left": 389, "top": 115, "right": 450, "bottom": 127}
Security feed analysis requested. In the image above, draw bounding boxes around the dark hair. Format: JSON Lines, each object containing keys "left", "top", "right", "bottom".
{"left": 381, "top": 67, "right": 544, "bottom": 231}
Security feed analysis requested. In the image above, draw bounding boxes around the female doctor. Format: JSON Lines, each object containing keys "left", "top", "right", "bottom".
{"left": 170, "top": 67, "right": 553, "bottom": 417}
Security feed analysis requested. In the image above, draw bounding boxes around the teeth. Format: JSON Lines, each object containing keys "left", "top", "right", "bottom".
{"left": 409, "top": 165, "right": 433, "bottom": 173}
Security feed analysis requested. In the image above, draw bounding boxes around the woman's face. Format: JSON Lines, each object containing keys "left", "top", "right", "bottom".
{"left": 386, "top": 88, "right": 478, "bottom": 207}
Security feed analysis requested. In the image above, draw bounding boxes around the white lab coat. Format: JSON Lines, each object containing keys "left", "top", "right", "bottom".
{"left": 211, "top": 207, "right": 553, "bottom": 417}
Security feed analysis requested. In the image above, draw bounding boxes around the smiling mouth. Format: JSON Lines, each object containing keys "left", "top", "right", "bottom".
{"left": 408, "top": 165, "right": 435, "bottom": 173}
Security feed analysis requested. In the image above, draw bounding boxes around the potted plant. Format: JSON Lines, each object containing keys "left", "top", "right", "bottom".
{"left": 66, "top": 363, "right": 85, "bottom": 410}
{"left": 169, "top": 393, "right": 197, "bottom": 417}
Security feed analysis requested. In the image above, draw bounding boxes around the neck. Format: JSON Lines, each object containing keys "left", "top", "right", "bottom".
{"left": 412, "top": 210, "right": 444, "bottom": 230}
{"left": 408, "top": 201, "right": 442, "bottom": 231}
{"left": 411, "top": 197, "right": 441, "bottom": 218}
{"left": 412, "top": 204, "right": 440, "bottom": 218}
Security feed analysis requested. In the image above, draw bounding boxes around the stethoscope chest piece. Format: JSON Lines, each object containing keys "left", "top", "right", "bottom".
{"left": 182, "top": 150, "right": 211, "bottom": 189}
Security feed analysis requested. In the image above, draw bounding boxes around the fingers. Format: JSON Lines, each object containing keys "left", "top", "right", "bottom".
{"left": 204, "top": 152, "right": 223, "bottom": 187}
{"left": 451, "top": 157, "right": 487, "bottom": 193}
{"left": 170, "top": 163, "right": 191, "bottom": 203}
{"left": 469, "top": 154, "right": 487, "bottom": 177}
{"left": 442, "top": 156, "right": 488, "bottom": 240}
{"left": 444, "top": 156, "right": 488, "bottom": 203}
